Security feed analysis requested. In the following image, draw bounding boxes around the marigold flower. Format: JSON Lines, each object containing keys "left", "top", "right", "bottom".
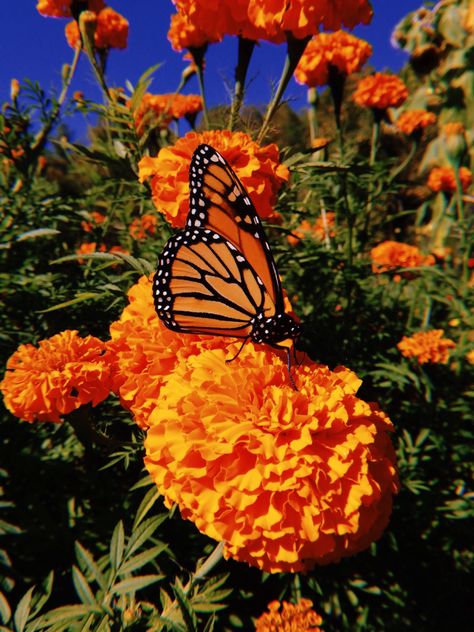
{"left": 371, "top": 241, "right": 435, "bottom": 274}
{"left": 107, "top": 275, "right": 240, "bottom": 428}
{"left": 466, "top": 350, "right": 474, "bottom": 365}
{"left": 37, "top": 0, "right": 104, "bottom": 18}
{"left": 353, "top": 73, "right": 408, "bottom": 110}
{"left": 81, "top": 211, "right": 106, "bottom": 233}
{"left": 173, "top": 0, "right": 373, "bottom": 44}
{"left": 295, "top": 30, "right": 372, "bottom": 87}
{"left": 255, "top": 599, "right": 323, "bottom": 631}
{"left": 288, "top": 213, "right": 336, "bottom": 246}
{"left": 65, "top": 7, "right": 129, "bottom": 50}
{"left": 168, "top": 10, "right": 219, "bottom": 51}
{"left": 131, "top": 93, "right": 203, "bottom": 135}
{"left": 427, "top": 166, "right": 472, "bottom": 194}
{"left": 0, "top": 331, "right": 112, "bottom": 423}
{"left": 397, "top": 330, "right": 456, "bottom": 365}
{"left": 144, "top": 346, "right": 399, "bottom": 573}
{"left": 129, "top": 214, "right": 158, "bottom": 240}
{"left": 395, "top": 109, "right": 436, "bottom": 136}
{"left": 138, "top": 130, "right": 289, "bottom": 228}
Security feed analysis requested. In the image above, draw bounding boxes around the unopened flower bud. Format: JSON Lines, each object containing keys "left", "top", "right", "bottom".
{"left": 10, "top": 79, "right": 20, "bottom": 102}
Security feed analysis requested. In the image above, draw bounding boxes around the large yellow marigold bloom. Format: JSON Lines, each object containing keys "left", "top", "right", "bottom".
{"left": 371, "top": 241, "right": 435, "bottom": 274}
{"left": 173, "top": 0, "right": 373, "bottom": 44}
{"left": 353, "top": 73, "right": 408, "bottom": 110}
{"left": 255, "top": 599, "right": 323, "bottom": 631}
{"left": 144, "top": 348, "right": 399, "bottom": 573}
{"left": 397, "top": 330, "right": 456, "bottom": 365}
{"left": 294, "top": 30, "right": 372, "bottom": 87}
{"left": 427, "top": 166, "right": 472, "bottom": 194}
{"left": 37, "top": 0, "right": 104, "bottom": 18}
{"left": 132, "top": 93, "right": 203, "bottom": 135}
{"left": 0, "top": 331, "right": 113, "bottom": 423}
{"left": 138, "top": 130, "right": 289, "bottom": 227}
{"left": 65, "top": 7, "right": 129, "bottom": 50}
{"left": 107, "top": 275, "right": 241, "bottom": 429}
{"left": 395, "top": 109, "right": 436, "bottom": 136}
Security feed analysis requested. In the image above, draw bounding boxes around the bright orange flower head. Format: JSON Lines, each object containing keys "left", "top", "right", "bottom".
{"left": 427, "top": 166, "right": 472, "bottom": 194}
{"left": 37, "top": 0, "right": 104, "bottom": 18}
{"left": 353, "top": 73, "right": 408, "bottom": 110}
{"left": 255, "top": 599, "right": 323, "bottom": 631}
{"left": 173, "top": 0, "right": 373, "bottom": 44}
{"left": 129, "top": 214, "right": 158, "bottom": 240}
{"left": 138, "top": 130, "right": 289, "bottom": 228}
{"left": 65, "top": 7, "right": 129, "bottom": 50}
{"left": 168, "top": 10, "right": 220, "bottom": 51}
{"left": 371, "top": 241, "right": 435, "bottom": 274}
{"left": 0, "top": 331, "right": 113, "bottom": 423}
{"left": 131, "top": 93, "right": 203, "bottom": 135}
{"left": 144, "top": 346, "right": 399, "bottom": 573}
{"left": 287, "top": 213, "right": 336, "bottom": 246}
{"left": 395, "top": 109, "right": 436, "bottom": 136}
{"left": 295, "top": 30, "right": 372, "bottom": 87}
{"left": 81, "top": 211, "right": 106, "bottom": 233}
{"left": 397, "top": 330, "right": 456, "bottom": 365}
{"left": 107, "top": 275, "right": 243, "bottom": 429}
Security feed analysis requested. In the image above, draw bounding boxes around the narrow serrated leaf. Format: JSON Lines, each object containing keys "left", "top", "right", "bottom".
{"left": 132, "top": 487, "right": 161, "bottom": 530}
{"left": 38, "top": 293, "right": 100, "bottom": 313}
{"left": 119, "top": 545, "right": 166, "bottom": 575}
{"left": 111, "top": 574, "right": 163, "bottom": 596}
{"left": 125, "top": 516, "right": 163, "bottom": 557}
{"left": 75, "top": 542, "right": 107, "bottom": 590}
{"left": 0, "top": 591, "right": 11, "bottom": 625}
{"left": 72, "top": 566, "right": 98, "bottom": 607}
{"left": 110, "top": 522, "right": 125, "bottom": 571}
{"left": 13, "top": 587, "right": 34, "bottom": 632}
{"left": 29, "top": 571, "right": 54, "bottom": 619}
{"left": 16, "top": 229, "right": 60, "bottom": 242}
{"left": 30, "top": 605, "right": 93, "bottom": 626}
{"left": 173, "top": 580, "right": 198, "bottom": 632}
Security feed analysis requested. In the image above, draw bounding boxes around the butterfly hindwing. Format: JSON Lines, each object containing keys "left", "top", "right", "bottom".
{"left": 186, "top": 144, "right": 283, "bottom": 314}
{"left": 154, "top": 227, "right": 275, "bottom": 338}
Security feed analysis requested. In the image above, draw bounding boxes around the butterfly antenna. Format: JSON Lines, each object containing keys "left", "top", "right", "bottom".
{"left": 287, "top": 347, "right": 299, "bottom": 391}
{"left": 226, "top": 337, "right": 249, "bottom": 364}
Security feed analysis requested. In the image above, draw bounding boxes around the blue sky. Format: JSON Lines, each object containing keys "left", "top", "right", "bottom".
{"left": 1, "top": 1, "right": 423, "bottom": 141}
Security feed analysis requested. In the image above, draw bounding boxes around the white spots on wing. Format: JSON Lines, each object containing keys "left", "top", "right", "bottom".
{"left": 244, "top": 197, "right": 251, "bottom": 205}
{"left": 211, "top": 154, "right": 219, "bottom": 162}
{"left": 199, "top": 212, "right": 205, "bottom": 219}
{"left": 198, "top": 198, "right": 205, "bottom": 207}
{"left": 236, "top": 255, "right": 245, "bottom": 263}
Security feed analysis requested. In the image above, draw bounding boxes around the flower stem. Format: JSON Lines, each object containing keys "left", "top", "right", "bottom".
{"left": 307, "top": 87, "right": 318, "bottom": 143}
{"left": 229, "top": 37, "right": 256, "bottom": 131}
{"left": 183, "top": 541, "right": 225, "bottom": 595}
{"left": 257, "top": 33, "right": 310, "bottom": 144}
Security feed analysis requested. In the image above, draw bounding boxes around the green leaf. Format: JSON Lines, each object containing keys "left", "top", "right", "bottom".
{"left": 29, "top": 571, "right": 54, "bottom": 619}
{"left": 13, "top": 587, "right": 34, "bottom": 632}
{"left": 173, "top": 579, "right": 198, "bottom": 632}
{"left": 119, "top": 545, "right": 167, "bottom": 575}
{"left": 30, "top": 605, "right": 93, "bottom": 627}
{"left": 132, "top": 486, "right": 161, "bottom": 530}
{"left": 110, "top": 522, "right": 125, "bottom": 572}
{"left": 75, "top": 542, "right": 107, "bottom": 591}
{"left": 0, "top": 591, "right": 11, "bottom": 625}
{"left": 111, "top": 574, "right": 163, "bottom": 596}
{"left": 38, "top": 293, "right": 101, "bottom": 313}
{"left": 125, "top": 516, "right": 164, "bottom": 558}
{"left": 72, "top": 566, "right": 98, "bottom": 608}
{"left": 16, "top": 229, "right": 61, "bottom": 242}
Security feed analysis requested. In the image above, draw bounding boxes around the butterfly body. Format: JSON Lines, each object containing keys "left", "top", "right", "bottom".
{"left": 153, "top": 144, "right": 300, "bottom": 367}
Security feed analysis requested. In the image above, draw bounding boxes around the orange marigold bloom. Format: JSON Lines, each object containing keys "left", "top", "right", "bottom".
{"left": 441, "top": 122, "right": 465, "bottom": 136}
{"left": 144, "top": 347, "right": 399, "bottom": 573}
{"left": 288, "top": 213, "right": 336, "bottom": 246}
{"left": 168, "top": 10, "right": 219, "bottom": 51}
{"left": 107, "top": 275, "right": 241, "bottom": 429}
{"left": 174, "top": 0, "right": 373, "bottom": 44}
{"left": 129, "top": 214, "right": 158, "bottom": 240}
{"left": 397, "top": 330, "right": 456, "bottom": 365}
{"left": 0, "top": 331, "right": 112, "bottom": 423}
{"left": 138, "top": 130, "right": 289, "bottom": 228}
{"left": 466, "top": 350, "right": 474, "bottom": 365}
{"left": 81, "top": 211, "right": 106, "bottom": 233}
{"left": 255, "top": 599, "right": 322, "bottom": 631}
{"left": 353, "top": 73, "right": 408, "bottom": 110}
{"left": 371, "top": 241, "right": 435, "bottom": 274}
{"left": 65, "top": 7, "right": 129, "bottom": 50}
{"left": 427, "top": 166, "right": 472, "bottom": 194}
{"left": 295, "top": 30, "right": 372, "bottom": 87}
{"left": 37, "top": 0, "right": 104, "bottom": 18}
{"left": 131, "top": 93, "right": 203, "bottom": 135}
{"left": 395, "top": 109, "right": 436, "bottom": 136}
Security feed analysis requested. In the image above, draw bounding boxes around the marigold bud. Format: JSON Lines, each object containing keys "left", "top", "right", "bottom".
{"left": 10, "top": 79, "right": 20, "bottom": 101}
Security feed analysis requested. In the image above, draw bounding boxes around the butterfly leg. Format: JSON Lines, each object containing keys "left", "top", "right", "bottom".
{"left": 286, "top": 347, "right": 299, "bottom": 391}
{"left": 225, "top": 337, "right": 250, "bottom": 364}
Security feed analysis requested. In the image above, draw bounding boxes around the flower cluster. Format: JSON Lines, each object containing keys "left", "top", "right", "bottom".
{"left": 0, "top": 331, "right": 113, "bottom": 423}
{"left": 295, "top": 30, "right": 372, "bottom": 87}
{"left": 81, "top": 211, "right": 106, "bottom": 233}
{"left": 144, "top": 345, "right": 399, "bottom": 573}
{"left": 131, "top": 93, "right": 203, "bottom": 135}
{"left": 36, "top": 0, "right": 105, "bottom": 18}
{"left": 427, "top": 166, "right": 472, "bottom": 194}
{"left": 129, "top": 214, "right": 158, "bottom": 240}
{"left": 287, "top": 213, "right": 336, "bottom": 246}
{"left": 255, "top": 599, "right": 323, "bottom": 631}
{"left": 170, "top": 0, "right": 373, "bottom": 45}
{"left": 65, "top": 6, "right": 129, "bottom": 50}
{"left": 371, "top": 241, "right": 435, "bottom": 275}
{"left": 138, "top": 130, "right": 289, "bottom": 227}
{"left": 397, "top": 330, "right": 456, "bottom": 365}
{"left": 395, "top": 109, "right": 436, "bottom": 136}
{"left": 353, "top": 73, "right": 408, "bottom": 110}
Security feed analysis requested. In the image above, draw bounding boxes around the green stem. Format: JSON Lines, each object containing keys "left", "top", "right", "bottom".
{"left": 307, "top": 87, "right": 318, "bottom": 143}
{"left": 183, "top": 541, "right": 225, "bottom": 595}
{"left": 257, "top": 33, "right": 310, "bottom": 144}
{"left": 453, "top": 168, "right": 465, "bottom": 222}
{"left": 369, "top": 116, "right": 380, "bottom": 166}
{"left": 293, "top": 573, "right": 302, "bottom": 602}
{"left": 229, "top": 37, "right": 256, "bottom": 131}
{"left": 80, "top": 21, "right": 110, "bottom": 100}
{"left": 388, "top": 139, "right": 418, "bottom": 185}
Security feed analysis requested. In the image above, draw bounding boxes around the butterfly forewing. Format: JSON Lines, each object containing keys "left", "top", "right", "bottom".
{"left": 154, "top": 227, "right": 272, "bottom": 338}
{"left": 186, "top": 144, "right": 283, "bottom": 313}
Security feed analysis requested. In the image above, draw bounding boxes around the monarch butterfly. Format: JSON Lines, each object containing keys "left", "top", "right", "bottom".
{"left": 153, "top": 144, "right": 301, "bottom": 386}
